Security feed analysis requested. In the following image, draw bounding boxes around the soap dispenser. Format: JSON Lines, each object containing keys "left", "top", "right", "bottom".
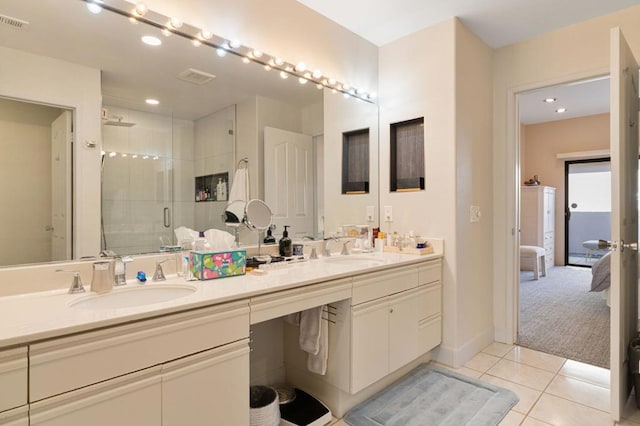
{"left": 264, "top": 225, "right": 276, "bottom": 245}
{"left": 279, "top": 225, "right": 292, "bottom": 257}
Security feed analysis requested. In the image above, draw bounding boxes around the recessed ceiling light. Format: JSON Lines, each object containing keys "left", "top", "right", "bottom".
{"left": 543, "top": 98, "right": 557, "bottom": 103}
{"left": 556, "top": 107, "right": 567, "bottom": 113}
{"left": 146, "top": 98, "right": 160, "bottom": 105}
{"left": 141, "top": 35, "right": 161, "bottom": 46}
{"left": 87, "top": 2, "right": 103, "bottom": 14}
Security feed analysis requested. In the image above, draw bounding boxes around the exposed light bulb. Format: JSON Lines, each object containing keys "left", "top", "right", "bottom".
{"left": 132, "top": 154, "right": 138, "bottom": 159}
{"left": 161, "top": 29, "right": 172, "bottom": 37}
{"left": 192, "top": 39, "right": 202, "bottom": 47}
{"left": 280, "top": 71, "right": 289, "bottom": 79}
{"left": 316, "top": 84, "right": 323, "bottom": 90}
{"left": 143, "top": 155, "right": 149, "bottom": 160}
{"left": 229, "top": 40, "right": 241, "bottom": 48}
{"left": 331, "top": 89, "right": 337, "bottom": 94}
{"left": 556, "top": 107, "right": 567, "bottom": 113}
{"left": 242, "top": 57, "right": 251, "bottom": 64}
{"left": 252, "top": 49, "right": 263, "bottom": 58}
{"left": 129, "top": 17, "right": 138, "bottom": 24}
{"left": 134, "top": 2, "right": 148, "bottom": 16}
{"left": 145, "top": 98, "right": 160, "bottom": 105}
{"left": 274, "top": 57, "right": 285, "bottom": 66}
{"left": 312, "top": 70, "right": 322, "bottom": 79}
{"left": 109, "top": 152, "right": 117, "bottom": 157}
{"left": 216, "top": 48, "right": 227, "bottom": 57}
{"left": 295, "top": 62, "right": 307, "bottom": 72}
{"left": 328, "top": 78, "right": 336, "bottom": 85}
{"left": 264, "top": 65, "right": 271, "bottom": 71}
{"left": 87, "top": 2, "right": 103, "bottom": 14}
{"left": 321, "top": 79, "right": 328, "bottom": 86}
{"left": 153, "top": 156, "right": 159, "bottom": 160}
{"left": 199, "top": 30, "right": 213, "bottom": 40}
{"left": 298, "top": 77, "right": 308, "bottom": 85}
{"left": 121, "top": 153, "right": 128, "bottom": 158}
{"left": 168, "top": 17, "right": 183, "bottom": 29}
{"left": 100, "top": 150, "right": 106, "bottom": 156}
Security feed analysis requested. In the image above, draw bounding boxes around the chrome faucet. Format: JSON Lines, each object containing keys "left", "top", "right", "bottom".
{"left": 323, "top": 237, "right": 339, "bottom": 257}
{"left": 153, "top": 259, "right": 169, "bottom": 281}
{"left": 341, "top": 240, "right": 353, "bottom": 256}
{"left": 114, "top": 255, "right": 133, "bottom": 286}
{"left": 56, "top": 269, "right": 86, "bottom": 294}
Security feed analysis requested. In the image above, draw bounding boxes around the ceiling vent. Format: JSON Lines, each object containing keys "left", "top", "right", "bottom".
{"left": 177, "top": 68, "right": 216, "bottom": 85}
{"left": 0, "top": 14, "right": 29, "bottom": 30}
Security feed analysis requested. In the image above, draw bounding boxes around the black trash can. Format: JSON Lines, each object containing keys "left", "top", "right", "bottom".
{"left": 628, "top": 337, "right": 640, "bottom": 408}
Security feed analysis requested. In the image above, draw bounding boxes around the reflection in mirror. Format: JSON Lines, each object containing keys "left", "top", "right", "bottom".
{"left": 0, "top": 98, "right": 72, "bottom": 266}
{"left": 0, "top": 0, "right": 378, "bottom": 267}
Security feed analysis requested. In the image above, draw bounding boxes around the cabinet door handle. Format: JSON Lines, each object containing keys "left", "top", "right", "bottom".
{"left": 163, "top": 207, "right": 171, "bottom": 228}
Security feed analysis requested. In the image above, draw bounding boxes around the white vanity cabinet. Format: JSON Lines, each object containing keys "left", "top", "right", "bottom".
{"left": 27, "top": 300, "right": 250, "bottom": 425}
{"left": 0, "top": 347, "right": 28, "bottom": 414}
{"left": 350, "top": 263, "right": 441, "bottom": 393}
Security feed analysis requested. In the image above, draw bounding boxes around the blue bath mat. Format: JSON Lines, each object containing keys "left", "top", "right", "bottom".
{"left": 344, "top": 364, "right": 519, "bottom": 426}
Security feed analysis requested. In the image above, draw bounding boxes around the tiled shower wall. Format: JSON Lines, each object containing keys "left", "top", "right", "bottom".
{"left": 101, "top": 106, "right": 195, "bottom": 255}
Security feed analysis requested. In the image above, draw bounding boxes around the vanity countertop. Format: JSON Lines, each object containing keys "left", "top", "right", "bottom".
{"left": 0, "top": 251, "right": 442, "bottom": 348}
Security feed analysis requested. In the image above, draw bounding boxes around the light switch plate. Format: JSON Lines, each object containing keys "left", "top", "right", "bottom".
{"left": 366, "top": 206, "right": 375, "bottom": 222}
{"left": 384, "top": 205, "right": 393, "bottom": 222}
{"left": 470, "top": 205, "right": 481, "bottom": 223}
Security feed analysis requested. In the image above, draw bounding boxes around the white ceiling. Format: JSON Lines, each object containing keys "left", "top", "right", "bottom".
{"left": 518, "top": 77, "right": 610, "bottom": 125}
{"left": 297, "top": 0, "right": 640, "bottom": 48}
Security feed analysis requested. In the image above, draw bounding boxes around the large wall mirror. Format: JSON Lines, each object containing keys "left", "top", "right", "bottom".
{"left": 0, "top": 0, "right": 379, "bottom": 267}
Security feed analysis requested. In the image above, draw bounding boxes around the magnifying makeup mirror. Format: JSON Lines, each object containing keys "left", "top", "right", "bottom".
{"left": 245, "top": 199, "right": 273, "bottom": 260}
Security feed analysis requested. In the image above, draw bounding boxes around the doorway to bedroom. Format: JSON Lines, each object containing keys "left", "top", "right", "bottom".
{"left": 516, "top": 77, "right": 611, "bottom": 369}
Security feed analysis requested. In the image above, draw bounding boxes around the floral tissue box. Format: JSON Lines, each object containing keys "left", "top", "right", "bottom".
{"left": 189, "top": 249, "right": 246, "bottom": 280}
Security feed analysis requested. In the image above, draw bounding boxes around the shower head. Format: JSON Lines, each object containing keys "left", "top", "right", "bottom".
{"left": 102, "top": 115, "right": 136, "bottom": 127}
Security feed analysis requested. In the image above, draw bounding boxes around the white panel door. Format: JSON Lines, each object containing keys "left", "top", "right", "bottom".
{"left": 610, "top": 27, "right": 639, "bottom": 421}
{"left": 50, "top": 110, "right": 72, "bottom": 261}
{"left": 264, "top": 127, "right": 314, "bottom": 238}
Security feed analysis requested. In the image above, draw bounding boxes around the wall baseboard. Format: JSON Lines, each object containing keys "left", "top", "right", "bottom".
{"left": 434, "top": 326, "right": 494, "bottom": 368}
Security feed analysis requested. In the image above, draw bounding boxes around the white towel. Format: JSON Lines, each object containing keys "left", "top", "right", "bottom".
{"left": 228, "top": 168, "right": 248, "bottom": 206}
{"left": 307, "top": 316, "right": 328, "bottom": 375}
{"left": 299, "top": 306, "right": 323, "bottom": 354}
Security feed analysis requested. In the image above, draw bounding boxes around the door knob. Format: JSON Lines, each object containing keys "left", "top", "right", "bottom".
{"left": 621, "top": 241, "right": 638, "bottom": 252}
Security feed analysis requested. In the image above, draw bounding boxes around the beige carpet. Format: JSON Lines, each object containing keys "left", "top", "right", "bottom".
{"left": 518, "top": 266, "right": 610, "bottom": 368}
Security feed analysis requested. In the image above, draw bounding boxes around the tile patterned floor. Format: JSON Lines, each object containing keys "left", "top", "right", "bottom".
{"left": 329, "top": 342, "right": 640, "bottom": 426}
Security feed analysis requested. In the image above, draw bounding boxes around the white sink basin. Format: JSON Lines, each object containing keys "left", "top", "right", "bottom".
{"left": 322, "top": 256, "right": 386, "bottom": 266}
{"left": 69, "top": 284, "right": 197, "bottom": 310}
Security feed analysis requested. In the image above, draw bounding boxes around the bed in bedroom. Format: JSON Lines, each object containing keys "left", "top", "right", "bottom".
{"left": 591, "top": 251, "right": 611, "bottom": 306}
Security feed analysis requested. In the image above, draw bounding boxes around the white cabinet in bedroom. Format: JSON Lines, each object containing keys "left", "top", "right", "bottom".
{"left": 521, "top": 185, "right": 556, "bottom": 268}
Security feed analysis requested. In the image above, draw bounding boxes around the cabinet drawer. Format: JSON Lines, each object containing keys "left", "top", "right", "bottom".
{"left": 0, "top": 406, "right": 28, "bottom": 426}
{"left": 352, "top": 267, "right": 418, "bottom": 305}
{"left": 30, "top": 367, "right": 161, "bottom": 426}
{"left": 250, "top": 278, "right": 351, "bottom": 324}
{"left": 30, "top": 301, "right": 249, "bottom": 401}
{"left": 0, "top": 347, "right": 27, "bottom": 413}
{"left": 418, "top": 316, "right": 442, "bottom": 355}
{"left": 417, "top": 284, "right": 441, "bottom": 320}
{"left": 162, "top": 339, "right": 250, "bottom": 426}
{"left": 418, "top": 260, "right": 441, "bottom": 285}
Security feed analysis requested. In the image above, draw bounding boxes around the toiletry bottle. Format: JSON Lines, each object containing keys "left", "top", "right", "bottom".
{"left": 279, "top": 225, "right": 292, "bottom": 257}
{"left": 219, "top": 178, "right": 227, "bottom": 200}
{"left": 264, "top": 225, "right": 276, "bottom": 244}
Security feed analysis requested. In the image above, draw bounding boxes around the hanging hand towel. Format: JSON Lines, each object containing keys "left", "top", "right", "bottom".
{"left": 228, "top": 168, "right": 248, "bottom": 205}
{"left": 299, "top": 306, "right": 323, "bottom": 355}
{"left": 307, "top": 315, "right": 328, "bottom": 375}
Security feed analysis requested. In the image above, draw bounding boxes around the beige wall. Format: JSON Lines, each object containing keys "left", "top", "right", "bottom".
{"left": 0, "top": 99, "right": 63, "bottom": 265}
{"left": 522, "top": 113, "right": 610, "bottom": 265}
{"left": 379, "top": 18, "right": 494, "bottom": 366}
{"left": 0, "top": 47, "right": 102, "bottom": 259}
{"left": 493, "top": 5, "right": 640, "bottom": 341}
